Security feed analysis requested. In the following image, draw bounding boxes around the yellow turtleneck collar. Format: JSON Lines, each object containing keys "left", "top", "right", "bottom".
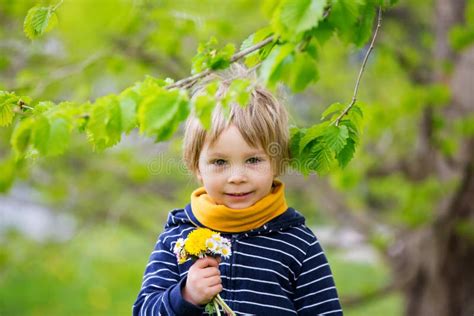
{"left": 190, "top": 180, "right": 288, "bottom": 233}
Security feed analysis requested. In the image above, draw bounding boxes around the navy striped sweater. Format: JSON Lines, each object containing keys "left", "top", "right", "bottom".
{"left": 132, "top": 204, "right": 343, "bottom": 315}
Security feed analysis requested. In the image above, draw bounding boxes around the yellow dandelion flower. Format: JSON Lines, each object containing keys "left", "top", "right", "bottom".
{"left": 184, "top": 228, "right": 216, "bottom": 256}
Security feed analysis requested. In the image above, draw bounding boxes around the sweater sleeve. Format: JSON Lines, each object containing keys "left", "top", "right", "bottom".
{"left": 293, "top": 237, "right": 343, "bottom": 315}
{"left": 132, "top": 237, "right": 204, "bottom": 316}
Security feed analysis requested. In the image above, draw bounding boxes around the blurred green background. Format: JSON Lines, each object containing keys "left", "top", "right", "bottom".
{"left": 1, "top": 0, "right": 473, "bottom": 315}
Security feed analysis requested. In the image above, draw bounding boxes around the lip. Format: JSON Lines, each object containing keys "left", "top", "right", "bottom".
{"left": 224, "top": 191, "right": 253, "bottom": 200}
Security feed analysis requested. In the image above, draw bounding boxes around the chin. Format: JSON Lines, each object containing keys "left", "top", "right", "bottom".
{"left": 224, "top": 200, "right": 254, "bottom": 209}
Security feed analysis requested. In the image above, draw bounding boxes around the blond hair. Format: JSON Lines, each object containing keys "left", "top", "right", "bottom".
{"left": 183, "top": 64, "right": 290, "bottom": 176}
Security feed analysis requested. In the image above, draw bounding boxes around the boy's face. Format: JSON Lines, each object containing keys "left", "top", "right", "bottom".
{"left": 196, "top": 125, "right": 275, "bottom": 209}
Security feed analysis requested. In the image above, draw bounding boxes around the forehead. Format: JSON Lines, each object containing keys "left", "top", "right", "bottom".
{"left": 201, "top": 125, "right": 266, "bottom": 157}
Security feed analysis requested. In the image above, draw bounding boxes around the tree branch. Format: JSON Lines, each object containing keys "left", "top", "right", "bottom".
{"left": 333, "top": 7, "right": 383, "bottom": 126}
{"left": 165, "top": 35, "right": 275, "bottom": 90}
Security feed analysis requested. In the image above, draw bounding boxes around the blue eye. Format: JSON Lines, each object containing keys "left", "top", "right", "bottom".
{"left": 212, "top": 159, "right": 227, "bottom": 166}
{"left": 247, "top": 157, "right": 262, "bottom": 164}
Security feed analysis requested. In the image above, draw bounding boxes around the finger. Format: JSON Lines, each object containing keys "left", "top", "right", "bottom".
{"left": 201, "top": 267, "right": 221, "bottom": 278}
{"left": 205, "top": 275, "right": 222, "bottom": 287}
{"left": 194, "top": 256, "right": 219, "bottom": 269}
{"left": 207, "top": 283, "right": 223, "bottom": 296}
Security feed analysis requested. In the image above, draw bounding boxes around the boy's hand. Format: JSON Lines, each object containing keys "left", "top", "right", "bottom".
{"left": 182, "top": 256, "right": 222, "bottom": 306}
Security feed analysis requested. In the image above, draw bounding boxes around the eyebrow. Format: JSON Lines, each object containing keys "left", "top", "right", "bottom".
{"left": 207, "top": 151, "right": 267, "bottom": 157}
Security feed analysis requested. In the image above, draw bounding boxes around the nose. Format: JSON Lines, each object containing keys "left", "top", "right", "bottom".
{"left": 227, "top": 166, "right": 247, "bottom": 184}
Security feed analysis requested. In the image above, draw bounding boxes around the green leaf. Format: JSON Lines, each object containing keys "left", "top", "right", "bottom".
{"left": 334, "top": 119, "right": 359, "bottom": 168}
{"left": 0, "top": 91, "right": 19, "bottom": 126}
{"left": 353, "top": 4, "right": 376, "bottom": 47}
{"left": 321, "top": 102, "right": 345, "bottom": 120}
{"left": 227, "top": 78, "right": 252, "bottom": 107}
{"left": 33, "top": 114, "right": 72, "bottom": 156}
{"left": 86, "top": 96, "right": 122, "bottom": 151}
{"left": 10, "top": 117, "right": 35, "bottom": 158}
{"left": 328, "top": 0, "right": 359, "bottom": 43}
{"left": 287, "top": 52, "right": 319, "bottom": 92}
{"left": 193, "top": 94, "right": 215, "bottom": 130}
{"left": 191, "top": 37, "right": 236, "bottom": 74}
{"left": 0, "top": 156, "right": 17, "bottom": 193}
{"left": 289, "top": 126, "right": 305, "bottom": 158}
{"left": 138, "top": 88, "right": 189, "bottom": 142}
{"left": 323, "top": 125, "right": 349, "bottom": 153}
{"left": 276, "top": 0, "right": 328, "bottom": 36}
{"left": 240, "top": 27, "right": 274, "bottom": 53}
{"left": 23, "top": 6, "right": 58, "bottom": 40}
{"left": 309, "top": 140, "right": 334, "bottom": 174}
{"left": 118, "top": 89, "right": 139, "bottom": 133}
{"left": 299, "top": 121, "right": 329, "bottom": 152}
{"left": 336, "top": 137, "right": 356, "bottom": 168}
{"left": 345, "top": 104, "right": 364, "bottom": 130}
{"left": 259, "top": 43, "right": 295, "bottom": 87}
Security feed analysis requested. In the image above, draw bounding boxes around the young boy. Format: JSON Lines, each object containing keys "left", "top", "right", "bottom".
{"left": 132, "top": 65, "right": 343, "bottom": 315}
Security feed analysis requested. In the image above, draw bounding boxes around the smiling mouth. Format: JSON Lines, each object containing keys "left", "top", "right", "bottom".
{"left": 226, "top": 192, "right": 253, "bottom": 197}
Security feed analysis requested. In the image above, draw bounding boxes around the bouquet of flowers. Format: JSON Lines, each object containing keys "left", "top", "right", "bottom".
{"left": 173, "top": 228, "right": 235, "bottom": 316}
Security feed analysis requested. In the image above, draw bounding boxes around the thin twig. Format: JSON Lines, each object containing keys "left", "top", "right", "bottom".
{"left": 52, "top": 0, "right": 64, "bottom": 11}
{"left": 166, "top": 36, "right": 275, "bottom": 90}
{"left": 333, "top": 7, "right": 383, "bottom": 126}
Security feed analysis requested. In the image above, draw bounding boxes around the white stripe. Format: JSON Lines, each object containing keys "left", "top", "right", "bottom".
{"left": 180, "top": 270, "right": 188, "bottom": 277}
{"left": 163, "top": 226, "right": 194, "bottom": 243}
{"left": 224, "top": 288, "right": 289, "bottom": 300}
{"left": 143, "top": 284, "right": 167, "bottom": 291}
{"left": 294, "top": 286, "right": 335, "bottom": 301}
{"left": 254, "top": 235, "right": 306, "bottom": 255}
{"left": 150, "top": 292, "right": 164, "bottom": 316}
{"left": 221, "top": 263, "right": 289, "bottom": 282}
{"left": 237, "top": 241, "right": 302, "bottom": 267}
{"left": 220, "top": 276, "right": 293, "bottom": 295}
{"left": 302, "top": 250, "right": 324, "bottom": 264}
{"left": 233, "top": 251, "right": 296, "bottom": 279}
{"left": 294, "top": 226, "right": 315, "bottom": 239}
{"left": 143, "top": 268, "right": 179, "bottom": 279}
{"left": 230, "top": 309, "right": 256, "bottom": 315}
{"left": 227, "top": 299, "right": 297, "bottom": 314}
{"left": 160, "top": 225, "right": 180, "bottom": 239}
{"left": 319, "top": 309, "right": 343, "bottom": 315}
{"left": 151, "top": 250, "right": 176, "bottom": 258}
{"left": 277, "top": 231, "right": 312, "bottom": 246}
{"left": 296, "top": 275, "right": 332, "bottom": 290}
{"left": 297, "top": 298, "right": 340, "bottom": 312}
{"left": 142, "top": 275, "right": 178, "bottom": 285}
{"left": 146, "top": 260, "right": 176, "bottom": 268}
{"left": 299, "top": 263, "right": 329, "bottom": 277}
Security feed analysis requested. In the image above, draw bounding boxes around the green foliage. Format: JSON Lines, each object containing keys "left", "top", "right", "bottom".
{"left": 0, "top": 155, "right": 17, "bottom": 192}
{"left": 241, "top": 26, "right": 275, "bottom": 67}
{"left": 223, "top": 78, "right": 252, "bottom": 107}
{"left": 449, "top": 0, "right": 474, "bottom": 51}
{"left": 273, "top": 0, "right": 328, "bottom": 37}
{"left": 328, "top": 0, "right": 377, "bottom": 47}
{"left": 0, "top": 91, "right": 19, "bottom": 127}
{"left": 192, "top": 37, "right": 236, "bottom": 74}
{"left": 191, "top": 81, "right": 219, "bottom": 130}
{"left": 138, "top": 87, "right": 189, "bottom": 142}
{"left": 86, "top": 96, "right": 122, "bottom": 151}
{"left": 23, "top": 5, "right": 58, "bottom": 39}
{"left": 290, "top": 104, "right": 362, "bottom": 175}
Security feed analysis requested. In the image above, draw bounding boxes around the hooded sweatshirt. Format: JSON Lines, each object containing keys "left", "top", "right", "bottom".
{"left": 132, "top": 206, "right": 343, "bottom": 315}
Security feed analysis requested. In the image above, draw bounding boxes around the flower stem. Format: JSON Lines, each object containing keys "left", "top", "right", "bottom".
{"left": 215, "top": 294, "right": 235, "bottom": 316}
{"left": 214, "top": 299, "right": 221, "bottom": 316}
